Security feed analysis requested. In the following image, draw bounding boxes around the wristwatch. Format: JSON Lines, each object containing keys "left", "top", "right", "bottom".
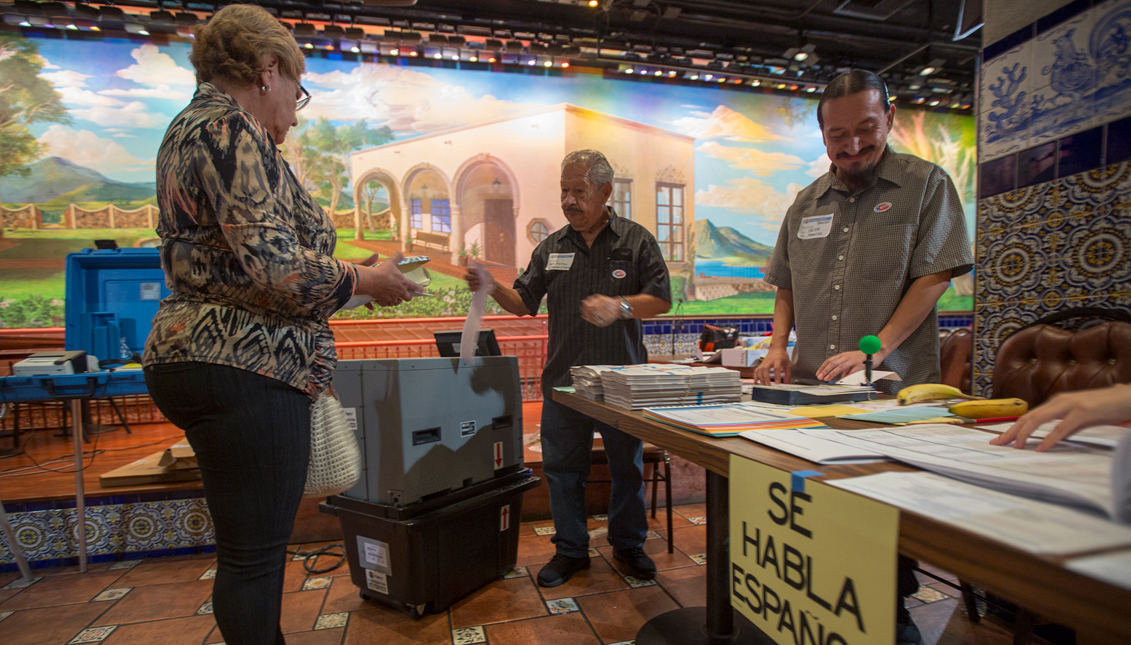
{"left": 618, "top": 296, "right": 634, "bottom": 319}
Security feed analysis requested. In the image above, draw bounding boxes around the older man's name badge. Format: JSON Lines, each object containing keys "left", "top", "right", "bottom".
{"left": 547, "top": 253, "right": 575, "bottom": 271}
{"left": 798, "top": 213, "right": 834, "bottom": 239}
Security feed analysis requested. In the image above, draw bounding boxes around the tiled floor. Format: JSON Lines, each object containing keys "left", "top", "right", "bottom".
{"left": 0, "top": 505, "right": 1028, "bottom": 645}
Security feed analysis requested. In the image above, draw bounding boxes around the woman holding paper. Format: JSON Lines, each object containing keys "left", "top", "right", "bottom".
{"left": 142, "top": 6, "right": 419, "bottom": 644}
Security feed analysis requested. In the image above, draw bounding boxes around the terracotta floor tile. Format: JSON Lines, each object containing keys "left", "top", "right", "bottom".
{"left": 101, "top": 614, "right": 215, "bottom": 645}
{"left": 289, "top": 627, "right": 346, "bottom": 644}
{"left": 450, "top": 577, "right": 547, "bottom": 628}
{"left": 0, "top": 601, "right": 108, "bottom": 645}
{"left": 531, "top": 519, "right": 556, "bottom": 529}
{"left": 33, "top": 560, "right": 118, "bottom": 576}
{"left": 0, "top": 569, "right": 124, "bottom": 610}
{"left": 673, "top": 503, "right": 706, "bottom": 520}
{"left": 323, "top": 576, "right": 371, "bottom": 614}
{"left": 205, "top": 624, "right": 222, "bottom": 644}
{"left": 645, "top": 511, "right": 693, "bottom": 532}
{"left": 342, "top": 604, "right": 451, "bottom": 645}
{"left": 0, "top": 589, "right": 21, "bottom": 604}
{"left": 519, "top": 522, "right": 537, "bottom": 538}
{"left": 538, "top": 555, "right": 629, "bottom": 600}
{"left": 596, "top": 538, "right": 694, "bottom": 574}
{"left": 0, "top": 572, "right": 18, "bottom": 588}
{"left": 516, "top": 535, "right": 557, "bottom": 567}
{"left": 576, "top": 586, "right": 679, "bottom": 644}
{"left": 667, "top": 524, "right": 707, "bottom": 558}
{"left": 284, "top": 558, "right": 315, "bottom": 593}
{"left": 281, "top": 589, "right": 329, "bottom": 634}
{"left": 484, "top": 612, "right": 601, "bottom": 645}
{"left": 114, "top": 555, "right": 215, "bottom": 587}
{"left": 655, "top": 565, "right": 706, "bottom": 608}
{"left": 93, "top": 579, "right": 213, "bottom": 625}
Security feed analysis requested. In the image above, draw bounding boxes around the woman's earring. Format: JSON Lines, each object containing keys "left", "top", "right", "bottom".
{"left": 260, "top": 86, "right": 271, "bottom": 94}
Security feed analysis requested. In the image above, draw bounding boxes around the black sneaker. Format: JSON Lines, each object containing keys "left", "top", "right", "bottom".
{"left": 613, "top": 547, "right": 657, "bottom": 580}
{"left": 896, "top": 604, "right": 923, "bottom": 645}
{"left": 537, "top": 554, "right": 591, "bottom": 587}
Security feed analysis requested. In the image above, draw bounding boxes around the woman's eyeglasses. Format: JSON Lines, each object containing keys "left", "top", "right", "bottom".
{"left": 297, "top": 85, "right": 311, "bottom": 111}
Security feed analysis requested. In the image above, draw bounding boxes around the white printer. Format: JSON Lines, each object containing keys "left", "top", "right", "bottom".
{"left": 12, "top": 351, "right": 90, "bottom": 376}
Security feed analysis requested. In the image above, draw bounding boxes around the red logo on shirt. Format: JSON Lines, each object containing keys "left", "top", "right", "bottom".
{"left": 875, "top": 202, "right": 893, "bottom": 212}
{"left": 612, "top": 269, "right": 627, "bottom": 279}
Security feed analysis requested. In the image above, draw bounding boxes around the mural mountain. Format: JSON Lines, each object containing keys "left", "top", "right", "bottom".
{"left": 693, "top": 219, "right": 774, "bottom": 261}
{"left": 0, "top": 156, "right": 155, "bottom": 204}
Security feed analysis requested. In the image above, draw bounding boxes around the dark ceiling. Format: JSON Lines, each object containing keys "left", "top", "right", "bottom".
{"left": 1, "top": 0, "right": 983, "bottom": 110}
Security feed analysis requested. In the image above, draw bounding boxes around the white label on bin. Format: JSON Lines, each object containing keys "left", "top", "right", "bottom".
{"left": 343, "top": 408, "right": 358, "bottom": 433}
{"left": 500, "top": 504, "right": 511, "bottom": 531}
{"left": 139, "top": 282, "right": 162, "bottom": 300}
{"left": 453, "top": 342, "right": 461, "bottom": 353}
{"left": 356, "top": 536, "right": 391, "bottom": 575}
{"left": 460, "top": 420, "right": 477, "bottom": 437}
{"left": 365, "top": 569, "right": 389, "bottom": 595}
{"left": 493, "top": 442, "right": 504, "bottom": 470}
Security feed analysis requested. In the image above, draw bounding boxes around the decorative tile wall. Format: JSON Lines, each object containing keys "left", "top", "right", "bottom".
{"left": 0, "top": 491, "right": 215, "bottom": 571}
{"left": 974, "top": 0, "right": 1131, "bottom": 396}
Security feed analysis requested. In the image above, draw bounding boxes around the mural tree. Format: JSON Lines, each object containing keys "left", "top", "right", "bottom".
{"left": 358, "top": 180, "right": 389, "bottom": 234}
{"left": 309, "top": 118, "right": 394, "bottom": 239}
{"left": 0, "top": 35, "right": 70, "bottom": 238}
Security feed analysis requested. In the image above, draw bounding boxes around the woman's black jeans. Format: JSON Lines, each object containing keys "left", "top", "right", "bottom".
{"left": 145, "top": 362, "right": 310, "bottom": 645}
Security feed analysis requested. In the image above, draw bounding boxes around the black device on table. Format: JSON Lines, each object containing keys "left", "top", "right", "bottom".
{"left": 434, "top": 329, "right": 501, "bottom": 357}
{"left": 698, "top": 324, "right": 738, "bottom": 352}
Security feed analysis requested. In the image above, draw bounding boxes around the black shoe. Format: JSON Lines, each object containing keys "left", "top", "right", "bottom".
{"left": 613, "top": 546, "right": 657, "bottom": 580}
{"left": 896, "top": 604, "right": 923, "bottom": 645}
{"left": 537, "top": 554, "right": 591, "bottom": 587}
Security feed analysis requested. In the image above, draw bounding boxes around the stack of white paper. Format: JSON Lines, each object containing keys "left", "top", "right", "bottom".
{"left": 977, "top": 421, "right": 1129, "bottom": 449}
{"left": 600, "top": 365, "right": 742, "bottom": 410}
{"left": 569, "top": 365, "right": 623, "bottom": 401}
{"left": 816, "top": 425, "right": 1118, "bottom": 518}
{"left": 831, "top": 472, "right": 1131, "bottom": 555}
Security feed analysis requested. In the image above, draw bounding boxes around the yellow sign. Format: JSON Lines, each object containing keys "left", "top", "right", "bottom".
{"left": 729, "top": 456, "right": 898, "bottom": 645}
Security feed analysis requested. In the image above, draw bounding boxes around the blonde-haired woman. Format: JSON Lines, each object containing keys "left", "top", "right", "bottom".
{"left": 143, "top": 6, "right": 419, "bottom": 643}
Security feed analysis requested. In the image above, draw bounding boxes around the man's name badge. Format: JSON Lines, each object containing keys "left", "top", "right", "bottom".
{"left": 547, "top": 253, "right": 575, "bottom": 270}
{"left": 798, "top": 213, "right": 834, "bottom": 239}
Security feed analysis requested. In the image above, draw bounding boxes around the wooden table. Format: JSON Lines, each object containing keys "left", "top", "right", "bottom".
{"left": 552, "top": 390, "right": 1131, "bottom": 645}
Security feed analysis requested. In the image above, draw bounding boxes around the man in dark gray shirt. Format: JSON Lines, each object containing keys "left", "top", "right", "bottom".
{"left": 753, "top": 70, "right": 973, "bottom": 645}
{"left": 465, "top": 149, "right": 671, "bottom": 587}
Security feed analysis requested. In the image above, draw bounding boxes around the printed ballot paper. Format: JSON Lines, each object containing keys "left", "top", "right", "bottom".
{"left": 831, "top": 472, "right": 1131, "bottom": 555}
{"left": 729, "top": 456, "right": 897, "bottom": 645}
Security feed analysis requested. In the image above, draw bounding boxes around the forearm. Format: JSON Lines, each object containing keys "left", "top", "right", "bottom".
{"left": 876, "top": 270, "right": 951, "bottom": 360}
{"left": 491, "top": 283, "right": 533, "bottom": 317}
{"left": 769, "top": 288, "right": 795, "bottom": 351}
{"left": 625, "top": 294, "right": 671, "bottom": 319}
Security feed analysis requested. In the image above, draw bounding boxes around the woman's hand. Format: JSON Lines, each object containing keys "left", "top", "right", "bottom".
{"left": 354, "top": 252, "right": 421, "bottom": 307}
{"left": 990, "top": 384, "right": 1131, "bottom": 451}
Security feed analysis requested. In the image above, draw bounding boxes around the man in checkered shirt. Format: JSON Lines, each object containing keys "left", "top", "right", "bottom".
{"left": 754, "top": 69, "right": 973, "bottom": 645}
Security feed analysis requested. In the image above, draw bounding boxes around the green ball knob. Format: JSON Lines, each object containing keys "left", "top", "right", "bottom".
{"left": 858, "top": 335, "right": 882, "bottom": 355}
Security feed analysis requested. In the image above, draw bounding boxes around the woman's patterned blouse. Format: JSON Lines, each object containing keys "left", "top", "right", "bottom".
{"left": 143, "top": 83, "right": 358, "bottom": 397}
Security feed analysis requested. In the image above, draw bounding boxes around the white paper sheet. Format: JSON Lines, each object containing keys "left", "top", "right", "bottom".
{"left": 831, "top": 472, "right": 1131, "bottom": 555}
{"left": 460, "top": 260, "right": 492, "bottom": 364}
{"left": 1066, "top": 549, "right": 1131, "bottom": 592}
{"left": 739, "top": 428, "right": 888, "bottom": 464}
{"left": 977, "top": 421, "right": 1129, "bottom": 449}
{"left": 819, "top": 425, "right": 1116, "bottom": 517}
{"left": 835, "top": 370, "right": 900, "bottom": 385}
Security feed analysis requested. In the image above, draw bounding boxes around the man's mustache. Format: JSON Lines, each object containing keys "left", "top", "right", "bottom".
{"left": 838, "top": 146, "right": 874, "bottom": 159}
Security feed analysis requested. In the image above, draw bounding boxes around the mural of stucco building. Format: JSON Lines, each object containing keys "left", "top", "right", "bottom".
{"left": 350, "top": 103, "right": 696, "bottom": 284}
{"left": 974, "top": 0, "right": 1131, "bottom": 396}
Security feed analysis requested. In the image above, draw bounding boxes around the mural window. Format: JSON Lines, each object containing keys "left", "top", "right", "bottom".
{"left": 410, "top": 199, "right": 423, "bottom": 229}
{"left": 431, "top": 199, "right": 451, "bottom": 233}
{"left": 656, "top": 183, "right": 684, "bottom": 262}
{"left": 528, "top": 219, "right": 551, "bottom": 244}
{"left": 608, "top": 178, "right": 632, "bottom": 220}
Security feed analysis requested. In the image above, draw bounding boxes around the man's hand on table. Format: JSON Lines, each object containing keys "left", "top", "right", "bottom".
{"left": 752, "top": 347, "right": 792, "bottom": 385}
{"left": 816, "top": 349, "right": 888, "bottom": 383}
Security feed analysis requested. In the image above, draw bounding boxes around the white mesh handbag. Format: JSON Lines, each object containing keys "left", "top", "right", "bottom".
{"left": 305, "top": 391, "right": 362, "bottom": 498}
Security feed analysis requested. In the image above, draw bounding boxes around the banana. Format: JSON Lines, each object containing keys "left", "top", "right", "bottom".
{"left": 896, "top": 383, "right": 978, "bottom": 405}
{"left": 948, "top": 398, "right": 1029, "bottom": 419}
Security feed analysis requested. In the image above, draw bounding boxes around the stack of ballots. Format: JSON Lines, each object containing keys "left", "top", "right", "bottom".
{"left": 569, "top": 365, "right": 621, "bottom": 401}
{"left": 599, "top": 365, "right": 743, "bottom": 410}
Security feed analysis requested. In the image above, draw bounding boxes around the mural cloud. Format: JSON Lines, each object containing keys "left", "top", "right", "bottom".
{"left": 696, "top": 177, "right": 802, "bottom": 230}
{"left": 72, "top": 100, "right": 167, "bottom": 129}
{"left": 40, "top": 125, "right": 156, "bottom": 173}
{"left": 301, "top": 64, "right": 536, "bottom": 133}
{"left": 114, "top": 44, "right": 196, "bottom": 87}
{"left": 670, "top": 105, "right": 786, "bottom": 142}
{"left": 698, "top": 141, "right": 806, "bottom": 177}
{"left": 42, "top": 70, "right": 91, "bottom": 88}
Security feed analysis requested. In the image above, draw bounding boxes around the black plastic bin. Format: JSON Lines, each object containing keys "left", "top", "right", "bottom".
{"left": 320, "top": 472, "right": 540, "bottom": 618}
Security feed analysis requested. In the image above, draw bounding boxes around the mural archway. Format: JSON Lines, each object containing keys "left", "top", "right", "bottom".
{"left": 352, "top": 168, "right": 402, "bottom": 242}
{"left": 452, "top": 155, "right": 520, "bottom": 267}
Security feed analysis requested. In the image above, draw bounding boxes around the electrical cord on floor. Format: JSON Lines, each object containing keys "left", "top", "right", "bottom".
{"left": 287, "top": 543, "right": 347, "bottom": 574}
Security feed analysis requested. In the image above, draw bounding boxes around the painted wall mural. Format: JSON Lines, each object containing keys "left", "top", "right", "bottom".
{"left": 0, "top": 34, "right": 975, "bottom": 328}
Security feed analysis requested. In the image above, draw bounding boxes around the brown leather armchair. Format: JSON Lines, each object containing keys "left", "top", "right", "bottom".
{"left": 939, "top": 328, "right": 973, "bottom": 395}
{"left": 992, "top": 321, "right": 1131, "bottom": 407}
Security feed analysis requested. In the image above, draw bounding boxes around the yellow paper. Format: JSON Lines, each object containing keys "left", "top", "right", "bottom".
{"left": 730, "top": 456, "right": 898, "bottom": 645}
{"left": 896, "top": 417, "right": 966, "bottom": 426}
{"left": 788, "top": 405, "right": 869, "bottom": 419}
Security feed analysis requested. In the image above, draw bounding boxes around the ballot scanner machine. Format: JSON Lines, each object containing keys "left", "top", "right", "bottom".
{"left": 321, "top": 356, "right": 537, "bottom": 616}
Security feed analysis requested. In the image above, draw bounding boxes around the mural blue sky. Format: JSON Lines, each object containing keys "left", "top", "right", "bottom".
{"left": 27, "top": 38, "right": 975, "bottom": 247}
